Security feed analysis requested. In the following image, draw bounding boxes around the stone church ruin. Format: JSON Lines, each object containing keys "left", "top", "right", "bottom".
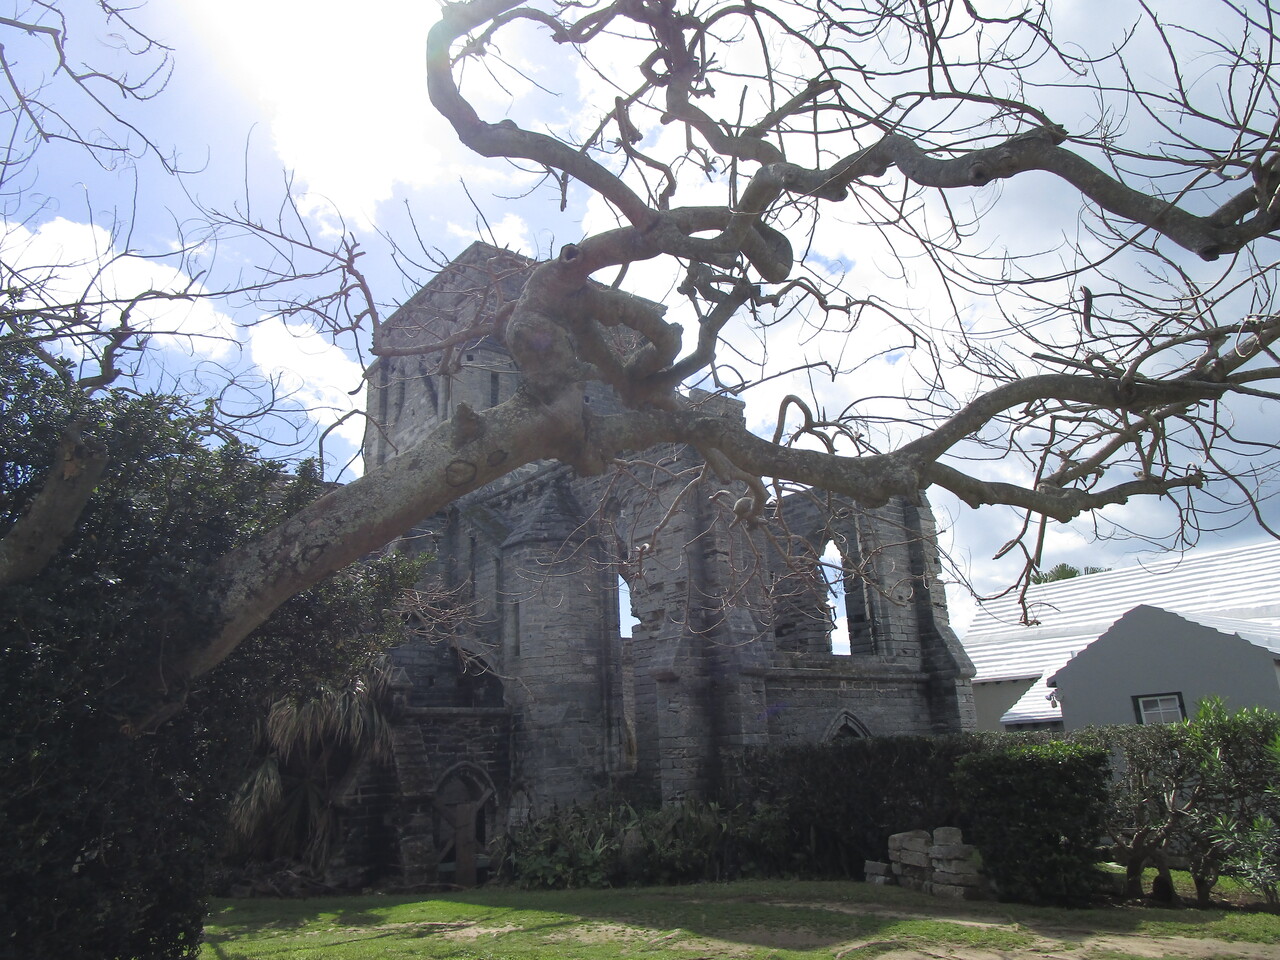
{"left": 334, "top": 242, "right": 975, "bottom": 886}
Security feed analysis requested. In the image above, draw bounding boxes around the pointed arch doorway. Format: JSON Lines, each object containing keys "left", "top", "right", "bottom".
{"left": 434, "top": 764, "right": 497, "bottom": 887}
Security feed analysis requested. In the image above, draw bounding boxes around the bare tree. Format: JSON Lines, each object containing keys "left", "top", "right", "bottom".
{"left": 7, "top": 0, "right": 1280, "bottom": 726}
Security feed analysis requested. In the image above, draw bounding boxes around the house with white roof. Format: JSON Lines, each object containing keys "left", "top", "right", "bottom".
{"left": 962, "top": 540, "right": 1280, "bottom": 731}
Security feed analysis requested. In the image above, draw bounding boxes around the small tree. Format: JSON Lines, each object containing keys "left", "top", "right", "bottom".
{"left": 1181, "top": 701, "right": 1280, "bottom": 906}
{"left": 1082, "top": 702, "right": 1280, "bottom": 905}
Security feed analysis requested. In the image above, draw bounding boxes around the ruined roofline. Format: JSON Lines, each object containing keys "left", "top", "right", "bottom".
{"left": 371, "top": 241, "right": 535, "bottom": 364}
{"left": 393, "top": 240, "right": 533, "bottom": 316}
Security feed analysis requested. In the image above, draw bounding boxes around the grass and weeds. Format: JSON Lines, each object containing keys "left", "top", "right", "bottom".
{"left": 202, "top": 879, "right": 1280, "bottom": 960}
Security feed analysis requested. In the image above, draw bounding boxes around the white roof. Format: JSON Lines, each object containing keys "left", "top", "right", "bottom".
{"left": 963, "top": 539, "right": 1280, "bottom": 724}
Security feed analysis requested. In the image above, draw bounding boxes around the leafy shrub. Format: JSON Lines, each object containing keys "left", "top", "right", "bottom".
{"left": 1214, "top": 808, "right": 1280, "bottom": 906}
{"left": 506, "top": 799, "right": 751, "bottom": 888}
{"left": 504, "top": 802, "right": 630, "bottom": 888}
{"left": 953, "top": 740, "right": 1109, "bottom": 905}
{"left": 1076, "top": 703, "right": 1280, "bottom": 904}
{"left": 0, "top": 350, "right": 419, "bottom": 959}
{"left": 1183, "top": 702, "right": 1280, "bottom": 904}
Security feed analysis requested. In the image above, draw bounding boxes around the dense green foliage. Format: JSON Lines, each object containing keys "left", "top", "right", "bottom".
{"left": 506, "top": 733, "right": 1050, "bottom": 891}
{"left": 953, "top": 741, "right": 1110, "bottom": 904}
{"left": 1029, "top": 562, "right": 1108, "bottom": 584}
{"left": 0, "top": 349, "right": 420, "bottom": 959}
{"left": 1067, "top": 702, "right": 1280, "bottom": 904}
{"left": 1182, "top": 702, "right": 1280, "bottom": 903}
{"left": 504, "top": 800, "right": 745, "bottom": 888}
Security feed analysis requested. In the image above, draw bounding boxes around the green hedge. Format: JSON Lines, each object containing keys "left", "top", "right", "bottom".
{"left": 953, "top": 740, "right": 1109, "bottom": 904}
{"left": 733, "top": 730, "right": 1053, "bottom": 878}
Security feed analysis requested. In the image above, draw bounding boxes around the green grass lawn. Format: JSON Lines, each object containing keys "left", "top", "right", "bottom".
{"left": 202, "top": 879, "right": 1280, "bottom": 960}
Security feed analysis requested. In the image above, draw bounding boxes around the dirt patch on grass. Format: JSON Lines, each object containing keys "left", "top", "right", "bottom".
{"left": 645, "top": 896, "right": 1279, "bottom": 960}
{"left": 1074, "top": 935, "right": 1280, "bottom": 960}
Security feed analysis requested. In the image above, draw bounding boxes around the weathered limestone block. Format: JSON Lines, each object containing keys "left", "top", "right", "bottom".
{"left": 897, "top": 849, "right": 930, "bottom": 868}
{"left": 876, "top": 826, "right": 989, "bottom": 901}
{"left": 929, "top": 842, "right": 976, "bottom": 861}
{"left": 864, "top": 860, "right": 896, "bottom": 885}
{"left": 932, "top": 868, "right": 985, "bottom": 888}
{"left": 889, "top": 829, "right": 930, "bottom": 852}
{"left": 932, "top": 826, "right": 964, "bottom": 845}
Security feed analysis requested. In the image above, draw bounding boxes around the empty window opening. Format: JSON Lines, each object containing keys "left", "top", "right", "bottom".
{"left": 617, "top": 574, "right": 640, "bottom": 638}
{"left": 819, "top": 540, "right": 878, "bottom": 655}
{"left": 821, "top": 542, "right": 852, "bottom": 655}
{"left": 490, "top": 371, "right": 500, "bottom": 407}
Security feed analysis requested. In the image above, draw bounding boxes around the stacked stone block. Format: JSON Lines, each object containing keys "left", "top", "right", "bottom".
{"left": 869, "top": 827, "right": 989, "bottom": 900}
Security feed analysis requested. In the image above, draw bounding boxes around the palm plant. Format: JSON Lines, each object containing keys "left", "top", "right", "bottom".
{"left": 227, "top": 659, "right": 396, "bottom": 871}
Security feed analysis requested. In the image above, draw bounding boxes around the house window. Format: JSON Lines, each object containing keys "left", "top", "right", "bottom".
{"left": 1134, "top": 692, "right": 1185, "bottom": 725}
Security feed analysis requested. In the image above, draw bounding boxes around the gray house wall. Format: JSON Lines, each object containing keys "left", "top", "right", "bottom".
{"left": 1050, "top": 605, "right": 1280, "bottom": 729}
{"left": 337, "top": 242, "right": 975, "bottom": 885}
{"left": 972, "top": 678, "right": 1037, "bottom": 731}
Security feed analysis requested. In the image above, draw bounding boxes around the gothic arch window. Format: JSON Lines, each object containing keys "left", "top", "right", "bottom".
{"left": 819, "top": 541, "right": 851, "bottom": 656}
{"left": 819, "top": 538, "right": 878, "bottom": 656}
{"left": 825, "top": 710, "right": 870, "bottom": 740}
{"left": 617, "top": 574, "right": 639, "bottom": 638}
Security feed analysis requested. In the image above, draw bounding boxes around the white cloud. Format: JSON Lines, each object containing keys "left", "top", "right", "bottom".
{"left": 246, "top": 320, "right": 368, "bottom": 474}
{"left": 0, "top": 217, "right": 237, "bottom": 362}
{"left": 448, "top": 213, "right": 533, "bottom": 256}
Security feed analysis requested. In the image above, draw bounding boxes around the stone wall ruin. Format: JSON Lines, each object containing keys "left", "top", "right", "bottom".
{"left": 332, "top": 242, "right": 976, "bottom": 886}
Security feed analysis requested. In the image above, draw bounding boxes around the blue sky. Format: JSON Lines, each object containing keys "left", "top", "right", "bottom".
{"left": 11, "top": 0, "right": 1280, "bottom": 632}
